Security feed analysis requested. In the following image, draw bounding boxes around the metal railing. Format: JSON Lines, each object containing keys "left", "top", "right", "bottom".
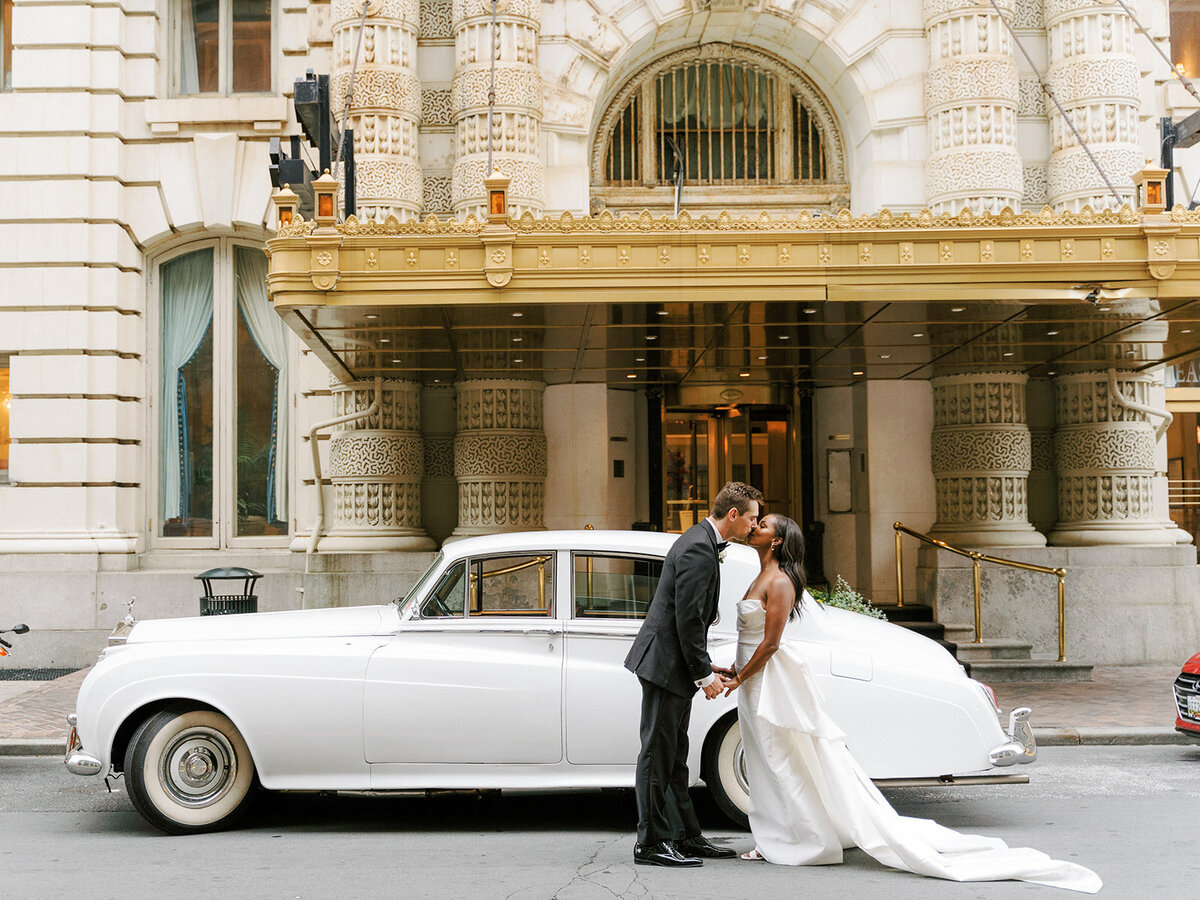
{"left": 893, "top": 522, "right": 1068, "bottom": 663}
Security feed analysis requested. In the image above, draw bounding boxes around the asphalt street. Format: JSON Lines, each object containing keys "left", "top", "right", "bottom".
{"left": 1, "top": 744, "right": 1195, "bottom": 900}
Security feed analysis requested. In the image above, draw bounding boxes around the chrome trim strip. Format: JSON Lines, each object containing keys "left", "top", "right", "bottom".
{"left": 873, "top": 774, "right": 1030, "bottom": 787}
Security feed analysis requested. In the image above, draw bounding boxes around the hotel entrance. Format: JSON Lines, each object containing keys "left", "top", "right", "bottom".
{"left": 663, "top": 408, "right": 793, "bottom": 533}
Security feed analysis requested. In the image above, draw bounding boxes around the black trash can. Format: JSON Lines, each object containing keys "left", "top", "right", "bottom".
{"left": 197, "top": 567, "right": 261, "bottom": 616}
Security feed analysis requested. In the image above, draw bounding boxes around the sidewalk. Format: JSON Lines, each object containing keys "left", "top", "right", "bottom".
{"left": 1, "top": 664, "right": 1194, "bottom": 756}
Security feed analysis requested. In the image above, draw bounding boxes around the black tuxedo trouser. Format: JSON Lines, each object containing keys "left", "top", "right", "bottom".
{"left": 635, "top": 676, "right": 702, "bottom": 845}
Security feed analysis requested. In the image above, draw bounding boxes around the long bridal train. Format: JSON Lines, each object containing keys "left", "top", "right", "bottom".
{"left": 735, "top": 599, "right": 1102, "bottom": 893}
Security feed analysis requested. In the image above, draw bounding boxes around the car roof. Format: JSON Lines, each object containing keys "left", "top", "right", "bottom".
{"left": 438, "top": 530, "right": 681, "bottom": 560}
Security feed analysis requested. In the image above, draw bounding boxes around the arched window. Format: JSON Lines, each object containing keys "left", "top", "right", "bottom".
{"left": 593, "top": 46, "right": 847, "bottom": 213}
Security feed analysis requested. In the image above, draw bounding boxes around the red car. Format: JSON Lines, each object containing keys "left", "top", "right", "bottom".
{"left": 1175, "top": 653, "right": 1200, "bottom": 736}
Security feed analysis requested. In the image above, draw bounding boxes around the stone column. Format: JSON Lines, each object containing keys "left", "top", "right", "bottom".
{"left": 450, "top": 0, "right": 544, "bottom": 217}
{"left": 1044, "top": 0, "right": 1141, "bottom": 210}
{"left": 451, "top": 379, "right": 546, "bottom": 537}
{"left": 1049, "top": 371, "right": 1176, "bottom": 545}
{"left": 332, "top": 0, "right": 423, "bottom": 221}
{"left": 924, "top": 0, "right": 1023, "bottom": 214}
{"left": 930, "top": 372, "right": 1046, "bottom": 547}
{"left": 324, "top": 378, "right": 435, "bottom": 550}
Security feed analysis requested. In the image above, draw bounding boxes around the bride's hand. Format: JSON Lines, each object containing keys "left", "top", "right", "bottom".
{"left": 723, "top": 675, "right": 742, "bottom": 696}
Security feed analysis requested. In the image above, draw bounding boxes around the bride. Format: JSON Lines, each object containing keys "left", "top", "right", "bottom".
{"left": 719, "top": 513, "right": 1101, "bottom": 893}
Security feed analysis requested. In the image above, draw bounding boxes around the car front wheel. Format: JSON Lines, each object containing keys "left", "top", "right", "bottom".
{"left": 702, "top": 712, "right": 750, "bottom": 830}
{"left": 124, "top": 707, "right": 256, "bottom": 835}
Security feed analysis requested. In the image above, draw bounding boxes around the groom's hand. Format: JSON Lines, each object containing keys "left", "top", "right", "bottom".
{"left": 702, "top": 679, "right": 724, "bottom": 700}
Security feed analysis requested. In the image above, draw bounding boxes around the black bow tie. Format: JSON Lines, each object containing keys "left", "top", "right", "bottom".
{"left": 716, "top": 541, "right": 729, "bottom": 551}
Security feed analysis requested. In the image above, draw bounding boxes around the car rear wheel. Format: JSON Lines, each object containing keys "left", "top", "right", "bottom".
{"left": 124, "top": 708, "right": 256, "bottom": 835}
{"left": 702, "top": 712, "right": 750, "bottom": 830}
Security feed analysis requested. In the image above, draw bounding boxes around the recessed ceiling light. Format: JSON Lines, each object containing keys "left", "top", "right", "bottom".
{"left": 912, "top": 332, "right": 924, "bottom": 338}
{"left": 365, "top": 314, "right": 378, "bottom": 320}
{"left": 757, "top": 355, "right": 768, "bottom": 360}
{"left": 513, "top": 358, "right": 523, "bottom": 363}
{"left": 1003, "top": 351, "right": 1014, "bottom": 357}
{"left": 512, "top": 336, "right": 522, "bottom": 342}
{"left": 635, "top": 357, "right": 645, "bottom": 362}
{"left": 656, "top": 310, "right": 669, "bottom": 316}
{"left": 1183, "top": 329, "right": 1194, "bottom": 334}
{"left": 626, "top": 373, "right": 637, "bottom": 379}
{"left": 392, "top": 358, "right": 402, "bottom": 364}
{"left": 803, "top": 308, "right": 817, "bottom": 315}
{"left": 433, "top": 378, "right": 440, "bottom": 383}
{"left": 1046, "top": 330, "right": 1060, "bottom": 336}
{"left": 739, "top": 372, "right": 750, "bottom": 377}
{"left": 779, "top": 335, "right": 790, "bottom": 340}
{"left": 512, "top": 311, "right": 523, "bottom": 317}
{"left": 951, "top": 306, "right": 965, "bottom": 313}
{"left": 1098, "top": 306, "right": 1110, "bottom": 312}
{"left": 852, "top": 370, "right": 864, "bottom": 376}
{"left": 1047, "top": 370, "right": 1057, "bottom": 376}
{"left": 380, "top": 338, "right": 390, "bottom": 343}
{"left": 879, "top": 354, "right": 891, "bottom": 359}
{"left": 646, "top": 335, "right": 658, "bottom": 341}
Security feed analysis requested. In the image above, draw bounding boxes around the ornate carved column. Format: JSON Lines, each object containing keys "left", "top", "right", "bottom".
{"left": 332, "top": 0, "right": 423, "bottom": 221}
{"left": 324, "top": 378, "right": 435, "bottom": 550}
{"left": 450, "top": 0, "right": 544, "bottom": 218}
{"left": 1044, "top": 0, "right": 1141, "bottom": 210}
{"left": 1049, "top": 371, "right": 1176, "bottom": 545}
{"left": 930, "top": 372, "right": 1046, "bottom": 547}
{"left": 451, "top": 379, "right": 546, "bottom": 538}
{"left": 924, "top": 0, "right": 1023, "bottom": 214}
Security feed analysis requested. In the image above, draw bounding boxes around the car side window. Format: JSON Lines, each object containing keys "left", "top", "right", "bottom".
{"left": 420, "top": 562, "right": 466, "bottom": 618}
{"left": 470, "top": 554, "right": 554, "bottom": 617}
{"left": 573, "top": 554, "right": 662, "bottom": 619}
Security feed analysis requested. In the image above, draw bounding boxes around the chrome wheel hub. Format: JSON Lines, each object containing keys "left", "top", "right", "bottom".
{"left": 160, "top": 728, "right": 236, "bottom": 807}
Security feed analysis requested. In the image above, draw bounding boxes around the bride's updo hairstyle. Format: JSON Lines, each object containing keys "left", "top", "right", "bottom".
{"left": 770, "top": 515, "right": 808, "bottom": 620}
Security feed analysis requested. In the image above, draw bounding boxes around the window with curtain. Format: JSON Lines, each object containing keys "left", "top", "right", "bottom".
{"left": 175, "top": 0, "right": 272, "bottom": 95}
{"left": 158, "top": 243, "right": 289, "bottom": 543}
{"left": 2, "top": 0, "right": 13, "bottom": 92}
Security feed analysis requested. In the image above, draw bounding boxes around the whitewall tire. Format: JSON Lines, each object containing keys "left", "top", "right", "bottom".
{"left": 124, "top": 708, "right": 256, "bottom": 835}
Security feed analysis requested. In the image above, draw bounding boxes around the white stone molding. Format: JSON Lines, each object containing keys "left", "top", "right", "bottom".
{"left": 1043, "top": 0, "right": 1141, "bottom": 210}
{"left": 325, "top": 378, "right": 435, "bottom": 550}
{"left": 450, "top": 0, "right": 544, "bottom": 217}
{"left": 929, "top": 372, "right": 1046, "bottom": 547}
{"left": 924, "top": 0, "right": 1023, "bottom": 215}
{"left": 332, "top": 0, "right": 425, "bottom": 222}
{"left": 1048, "top": 371, "right": 1175, "bottom": 545}
{"left": 450, "top": 379, "right": 547, "bottom": 537}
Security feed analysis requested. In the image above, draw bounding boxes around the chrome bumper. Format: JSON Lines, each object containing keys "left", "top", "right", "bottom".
{"left": 64, "top": 712, "right": 103, "bottom": 777}
{"left": 989, "top": 707, "right": 1037, "bottom": 767}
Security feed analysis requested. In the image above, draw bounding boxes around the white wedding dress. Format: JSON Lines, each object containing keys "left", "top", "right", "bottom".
{"left": 734, "top": 597, "right": 1101, "bottom": 893}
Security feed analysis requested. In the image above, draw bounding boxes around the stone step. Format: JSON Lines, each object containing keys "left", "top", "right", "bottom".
{"left": 874, "top": 604, "right": 936, "bottom": 624}
{"left": 965, "top": 660, "right": 1094, "bottom": 683}
{"left": 953, "top": 639, "right": 1034, "bottom": 662}
{"left": 894, "top": 620, "right": 946, "bottom": 641}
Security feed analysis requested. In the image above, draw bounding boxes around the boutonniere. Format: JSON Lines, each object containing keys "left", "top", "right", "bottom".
{"left": 718, "top": 548, "right": 728, "bottom": 564}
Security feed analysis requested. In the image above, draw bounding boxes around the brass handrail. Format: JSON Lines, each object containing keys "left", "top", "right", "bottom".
{"left": 893, "top": 522, "right": 1068, "bottom": 663}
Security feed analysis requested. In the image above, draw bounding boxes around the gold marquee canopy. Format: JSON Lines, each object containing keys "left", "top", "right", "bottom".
{"left": 265, "top": 174, "right": 1200, "bottom": 389}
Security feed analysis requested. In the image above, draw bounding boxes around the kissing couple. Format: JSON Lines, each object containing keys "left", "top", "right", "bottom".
{"left": 622, "top": 481, "right": 1101, "bottom": 892}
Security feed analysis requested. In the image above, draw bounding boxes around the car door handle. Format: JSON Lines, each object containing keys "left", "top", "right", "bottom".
{"left": 520, "top": 626, "right": 563, "bottom": 635}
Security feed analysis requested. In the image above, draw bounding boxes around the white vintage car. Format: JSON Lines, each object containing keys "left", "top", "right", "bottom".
{"left": 66, "top": 531, "right": 1035, "bottom": 834}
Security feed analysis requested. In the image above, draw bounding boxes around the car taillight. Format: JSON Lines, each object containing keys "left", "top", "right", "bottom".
{"left": 980, "top": 682, "right": 1000, "bottom": 713}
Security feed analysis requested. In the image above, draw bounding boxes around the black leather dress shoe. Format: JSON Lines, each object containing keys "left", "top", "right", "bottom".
{"left": 633, "top": 841, "right": 703, "bottom": 867}
{"left": 675, "top": 835, "right": 737, "bottom": 859}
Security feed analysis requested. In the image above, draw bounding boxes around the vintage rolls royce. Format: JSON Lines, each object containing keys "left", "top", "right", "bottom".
{"left": 65, "top": 531, "right": 1036, "bottom": 834}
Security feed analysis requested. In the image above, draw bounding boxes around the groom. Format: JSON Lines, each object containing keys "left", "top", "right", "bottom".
{"left": 624, "top": 481, "right": 763, "bottom": 867}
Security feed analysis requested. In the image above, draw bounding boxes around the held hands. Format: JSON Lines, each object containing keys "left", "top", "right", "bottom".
{"left": 704, "top": 664, "right": 738, "bottom": 699}
{"left": 702, "top": 679, "right": 724, "bottom": 700}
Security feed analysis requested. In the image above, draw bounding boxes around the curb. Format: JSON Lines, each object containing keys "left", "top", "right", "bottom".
{"left": 0, "top": 739, "right": 63, "bottom": 757}
{"left": 1032, "top": 726, "right": 1200, "bottom": 746}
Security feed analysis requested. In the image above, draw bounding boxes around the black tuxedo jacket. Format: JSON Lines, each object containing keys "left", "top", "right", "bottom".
{"left": 623, "top": 521, "right": 722, "bottom": 698}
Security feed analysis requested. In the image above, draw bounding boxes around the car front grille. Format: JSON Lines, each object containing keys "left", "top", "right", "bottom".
{"left": 1174, "top": 671, "right": 1200, "bottom": 724}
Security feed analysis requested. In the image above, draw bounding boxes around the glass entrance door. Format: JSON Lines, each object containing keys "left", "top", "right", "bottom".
{"left": 663, "top": 408, "right": 791, "bottom": 532}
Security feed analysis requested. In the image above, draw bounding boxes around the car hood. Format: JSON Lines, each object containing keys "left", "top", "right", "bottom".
{"left": 126, "top": 605, "right": 400, "bottom": 644}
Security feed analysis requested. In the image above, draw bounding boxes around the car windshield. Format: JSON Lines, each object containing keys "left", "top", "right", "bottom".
{"left": 396, "top": 552, "right": 445, "bottom": 612}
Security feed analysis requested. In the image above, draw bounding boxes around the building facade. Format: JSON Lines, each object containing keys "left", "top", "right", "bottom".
{"left": 2, "top": 0, "right": 1200, "bottom": 669}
